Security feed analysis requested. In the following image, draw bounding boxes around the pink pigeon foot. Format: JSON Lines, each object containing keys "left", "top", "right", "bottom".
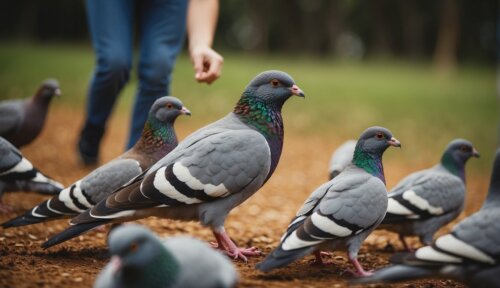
{"left": 0, "top": 201, "right": 14, "bottom": 213}
{"left": 212, "top": 229, "right": 261, "bottom": 262}
{"left": 93, "top": 224, "right": 107, "bottom": 233}
{"left": 347, "top": 257, "right": 373, "bottom": 277}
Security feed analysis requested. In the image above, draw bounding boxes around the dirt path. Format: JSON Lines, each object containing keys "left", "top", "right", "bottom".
{"left": 1, "top": 106, "right": 483, "bottom": 287}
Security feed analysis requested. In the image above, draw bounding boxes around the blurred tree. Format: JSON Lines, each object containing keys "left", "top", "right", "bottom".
{"left": 433, "top": 0, "right": 461, "bottom": 72}
{"left": 370, "top": 0, "right": 393, "bottom": 57}
{"left": 398, "top": 0, "right": 424, "bottom": 59}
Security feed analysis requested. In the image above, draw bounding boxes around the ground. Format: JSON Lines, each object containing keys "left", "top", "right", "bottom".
{"left": 0, "top": 105, "right": 487, "bottom": 288}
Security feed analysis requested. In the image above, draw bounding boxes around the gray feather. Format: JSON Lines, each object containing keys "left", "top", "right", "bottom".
{"left": 328, "top": 140, "right": 356, "bottom": 179}
{"left": 80, "top": 159, "right": 142, "bottom": 204}
{"left": 0, "top": 101, "right": 23, "bottom": 136}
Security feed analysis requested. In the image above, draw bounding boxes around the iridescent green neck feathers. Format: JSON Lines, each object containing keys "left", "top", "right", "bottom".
{"left": 353, "top": 147, "right": 385, "bottom": 183}
{"left": 233, "top": 91, "right": 284, "bottom": 138}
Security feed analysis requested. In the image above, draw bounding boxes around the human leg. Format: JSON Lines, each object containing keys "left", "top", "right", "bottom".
{"left": 79, "top": 0, "right": 134, "bottom": 164}
{"left": 126, "top": 0, "right": 188, "bottom": 148}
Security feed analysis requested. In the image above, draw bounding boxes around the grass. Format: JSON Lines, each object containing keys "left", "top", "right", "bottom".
{"left": 0, "top": 42, "right": 497, "bottom": 170}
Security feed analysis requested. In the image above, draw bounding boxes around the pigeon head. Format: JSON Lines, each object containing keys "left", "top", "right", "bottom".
{"left": 441, "top": 139, "right": 479, "bottom": 178}
{"left": 234, "top": 70, "right": 304, "bottom": 139}
{"left": 149, "top": 96, "right": 191, "bottom": 123}
{"left": 137, "top": 96, "right": 190, "bottom": 152}
{"left": 237, "top": 70, "right": 304, "bottom": 111}
{"left": 355, "top": 126, "right": 401, "bottom": 155}
{"left": 107, "top": 224, "right": 180, "bottom": 282}
{"left": 36, "top": 79, "right": 61, "bottom": 100}
{"left": 353, "top": 126, "right": 400, "bottom": 182}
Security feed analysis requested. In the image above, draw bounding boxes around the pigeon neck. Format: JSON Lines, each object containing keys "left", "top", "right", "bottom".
{"left": 32, "top": 90, "right": 53, "bottom": 106}
{"left": 234, "top": 92, "right": 285, "bottom": 181}
{"left": 353, "top": 147, "right": 385, "bottom": 184}
{"left": 134, "top": 115, "right": 178, "bottom": 155}
{"left": 233, "top": 92, "right": 284, "bottom": 139}
{"left": 441, "top": 153, "right": 466, "bottom": 182}
{"left": 121, "top": 248, "right": 179, "bottom": 287}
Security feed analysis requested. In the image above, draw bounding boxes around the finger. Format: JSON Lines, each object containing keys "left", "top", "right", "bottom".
{"left": 199, "top": 57, "right": 223, "bottom": 84}
{"left": 192, "top": 55, "right": 204, "bottom": 80}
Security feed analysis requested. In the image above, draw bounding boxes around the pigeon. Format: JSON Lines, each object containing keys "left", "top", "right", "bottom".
{"left": 379, "top": 139, "right": 479, "bottom": 250}
{"left": 2, "top": 96, "right": 190, "bottom": 228}
{"left": 94, "top": 224, "right": 238, "bottom": 288}
{"left": 0, "top": 79, "right": 61, "bottom": 148}
{"left": 256, "top": 126, "right": 401, "bottom": 276}
{"left": 0, "top": 136, "right": 63, "bottom": 213}
{"left": 328, "top": 140, "right": 356, "bottom": 179}
{"left": 41, "top": 70, "right": 305, "bottom": 261}
{"left": 353, "top": 148, "right": 500, "bottom": 287}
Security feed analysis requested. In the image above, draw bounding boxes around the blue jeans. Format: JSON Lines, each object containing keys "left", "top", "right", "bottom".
{"left": 84, "top": 0, "right": 188, "bottom": 149}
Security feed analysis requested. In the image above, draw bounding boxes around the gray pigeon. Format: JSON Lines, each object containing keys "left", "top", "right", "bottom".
{"left": 42, "top": 71, "right": 305, "bottom": 261}
{"left": 0, "top": 79, "right": 61, "bottom": 148}
{"left": 2, "top": 96, "right": 190, "bottom": 228}
{"left": 94, "top": 224, "right": 238, "bottom": 288}
{"left": 0, "top": 136, "right": 63, "bottom": 213}
{"left": 353, "top": 148, "right": 500, "bottom": 287}
{"left": 379, "top": 139, "right": 479, "bottom": 250}
{"left": 328, "top": 140, "right": 356, "bottom": 179}
{"left": 256, "top": 126, "right": 401, "bottom": 276}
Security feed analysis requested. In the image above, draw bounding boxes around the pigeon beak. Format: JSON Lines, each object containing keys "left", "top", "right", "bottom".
{"left": 289, "top": 84, "right": 305, "bottom": 98}
{"left": 472, "top": 148, "right": 480, "bottom": 158}
{"left": 110, "top": 256, "right": 122, "bottom": 274}
{"left": 180, "top": 106, "right": 191, "bottom": 116}
{"left": 54, "top": 88, "right": 62, "bottom": 97}
{"left": 387, "top": 137, "right": 401, "bottom": 148}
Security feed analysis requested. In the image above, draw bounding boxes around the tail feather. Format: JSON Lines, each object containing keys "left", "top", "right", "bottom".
{"left": 1, "top": 199, "right": 71, "bottom": 228}
{"left": 256, "top": 246, "right": 314, "bottom": 272}
{"left": 351, "top": 265, "right": 437, "bottom": 284}
{"left": 42, "top": 221, "right": 108, "bottom": 249}
{"left": 2, "top": 213, "right": 46, "bottom": 228}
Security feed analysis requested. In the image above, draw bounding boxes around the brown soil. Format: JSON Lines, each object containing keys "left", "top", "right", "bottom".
{"left": 1, "top": 106, "right": 484, "bottom": 288}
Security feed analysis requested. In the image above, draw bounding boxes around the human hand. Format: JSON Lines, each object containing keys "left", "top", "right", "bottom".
{"left": 190, "top": 45, "right": 223, "bottom": 84}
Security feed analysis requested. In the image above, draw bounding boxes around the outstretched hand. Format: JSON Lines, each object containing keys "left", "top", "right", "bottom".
{"left": 190, "top": 45, "right": 223, "bottom": 84}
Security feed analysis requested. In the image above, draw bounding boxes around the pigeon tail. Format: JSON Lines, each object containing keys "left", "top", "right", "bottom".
{"left": 42, "top": 221, "right": 107, "bottom": 249}
{"left": 1, "top": 213, "right": 47, "bottom": 228}
{"left": 256, "top": 246, "right": 314, "bottom": 272}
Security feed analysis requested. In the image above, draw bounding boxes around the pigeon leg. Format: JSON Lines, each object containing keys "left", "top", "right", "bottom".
{"left": 212, "top": 227, "right": 260, "bottom": 262}
{"left": 399, "top": 234, "right": 414, "bottom": 252}
{"left": 309, "top": 251, "right": 334, "bottom": 266}
{"left": 347, "top": 256, "right": 373, "bottom": 277}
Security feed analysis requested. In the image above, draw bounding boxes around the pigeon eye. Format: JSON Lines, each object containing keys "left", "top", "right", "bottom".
{"left": 375, "top": 133, "right": 384, "bottom": 139}
{"left": 166, "top": 103, "right": 174, "bottom": 109}
{"left": 129, "top": 242, "right": 139, "bottom": 253}
{"left": 460, "top": 145, "right": 470, "bottom": 152}
{"left": 271, "top": 79, "right": 280, "bottom": 87}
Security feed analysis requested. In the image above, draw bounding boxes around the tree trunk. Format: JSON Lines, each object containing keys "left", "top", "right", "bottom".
{"left": 399, "top": 0, "right": 424, "bottom": 59}
{"left": 433, "top": 0, "right": 461, "bottom": 73}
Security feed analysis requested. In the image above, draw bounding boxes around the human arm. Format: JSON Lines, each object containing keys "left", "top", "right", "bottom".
{"left": 187, "top": 0, "right": 223, "bottom": 84}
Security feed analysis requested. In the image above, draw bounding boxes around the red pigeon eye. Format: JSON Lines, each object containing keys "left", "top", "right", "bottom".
{"left": 375, "top": 132, "right": 384, "bottom": 139}
{"left": 129, "top": 242, "right": 139, "bottom": 253}
{"left": 460, "top": 145, "right": 470, "bottom": 152}
{"left": 271, "top": 79, "right": 280, "bottom": 87}
{"left": 166, "top": 103, "right": 173, "bottom": 109}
